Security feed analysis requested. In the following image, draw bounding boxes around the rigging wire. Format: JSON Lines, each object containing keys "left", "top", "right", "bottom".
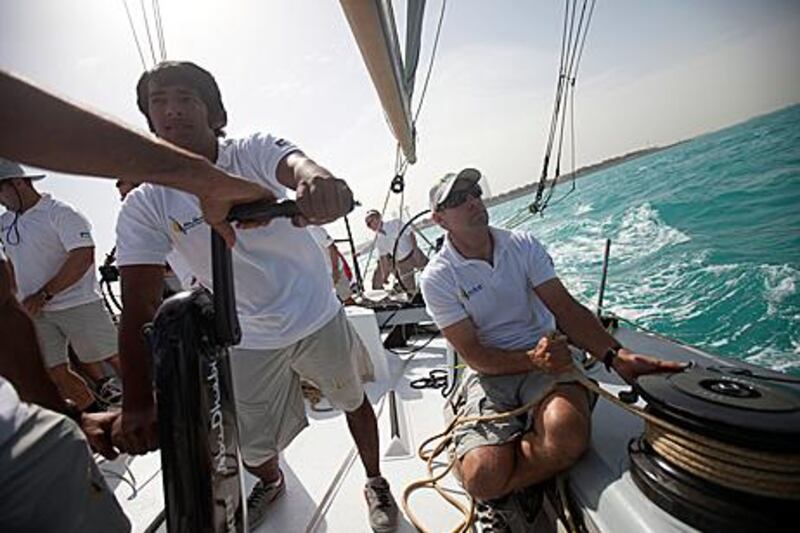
{"left": 121, "top": 0, "right": 148, "bottom": 70}
{"left": 412, "top": 0, "right": 447, "bottom": 124}
{"left": 521, "top": 0, "right": 596, "bottom": 222}
{"left": 152, "top": 0, "right": 167, "bottom": 61}
{"left": 139, "top": 0, "right": 159, "bottom": 66}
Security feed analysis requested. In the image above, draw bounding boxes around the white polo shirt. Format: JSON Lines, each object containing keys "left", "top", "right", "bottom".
{"left": 116, "top": 132, "right": 341, "bottom": 350}
{"left": 420, "top": 227, "right": 557, "bottom": 351}
{"left": 306, "top": 225, "right": 335, "bottom": 275}
{"left": 0, "top": 194, "right": 100, "bottom": 311}
{"left": 375, "top": 219, "right": 413, "bottom": 260}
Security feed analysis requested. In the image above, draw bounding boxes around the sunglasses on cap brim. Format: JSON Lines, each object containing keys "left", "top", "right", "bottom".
{"left": 436, "top": 183, "right": 482, "bottom": 211}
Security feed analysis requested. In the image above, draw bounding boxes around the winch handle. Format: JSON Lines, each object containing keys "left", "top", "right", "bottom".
{"left": 227, "top": 199, "right": 360, "bottom": 224}
{"left": 227, "top": 199, "right": 299, "bottom": 223}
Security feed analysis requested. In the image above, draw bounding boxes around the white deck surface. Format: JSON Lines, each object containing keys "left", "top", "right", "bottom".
{"left": 108, "top": 323, "right": 740, "bottom": 532}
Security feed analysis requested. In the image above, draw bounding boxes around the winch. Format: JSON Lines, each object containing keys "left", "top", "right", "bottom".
{"left": 629, "top": 365, "right": 800, "bottom": 532}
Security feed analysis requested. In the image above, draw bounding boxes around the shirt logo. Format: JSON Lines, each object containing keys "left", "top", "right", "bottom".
{"left": 169, "top": 215, "right": 204, "bottom": 236}
{"left": 458, "top": 283, "right": 483, "bottom": 301}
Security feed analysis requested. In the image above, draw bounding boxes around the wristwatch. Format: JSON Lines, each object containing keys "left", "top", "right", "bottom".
{"left": 602, "top": 346, "right": 621, "bottom": 372}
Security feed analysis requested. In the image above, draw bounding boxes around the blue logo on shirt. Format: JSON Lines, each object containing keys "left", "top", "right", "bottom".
{"left": 459, "top": 283, "right": 483, "bottom": 301}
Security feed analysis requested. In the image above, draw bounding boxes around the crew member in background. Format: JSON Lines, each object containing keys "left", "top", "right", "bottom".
{"left": 0, "top": 244, "right": 129, "bottom": 532}
{"left": 0, "top": 159, "right": 122, "bottom": 409}
{"left": 364, "top": 209, "right": 428, "bottom": 296}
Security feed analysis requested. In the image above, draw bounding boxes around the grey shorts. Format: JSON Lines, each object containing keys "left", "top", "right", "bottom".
{"left": 229, "top": 309, "right": 368, "bottom": 466}
{"left": 34, "top": 299, "right": 118, "bottom": 368}
{"left": 453, "top": 369, "right": 587, "bottom": 458}
{"left": 0, "top": 406, "right": 130, "bottom": 532}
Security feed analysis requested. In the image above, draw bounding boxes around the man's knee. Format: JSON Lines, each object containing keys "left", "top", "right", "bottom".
{"left": 459, "top": 446, "right": 514, "bottom": 501}
{"left": 540, "top": 398, "right": 591, "bottom": 469}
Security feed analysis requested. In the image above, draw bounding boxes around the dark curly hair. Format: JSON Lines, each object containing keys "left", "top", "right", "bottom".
{"left": 136, "top": 61, "right": 227, "bottom": 138}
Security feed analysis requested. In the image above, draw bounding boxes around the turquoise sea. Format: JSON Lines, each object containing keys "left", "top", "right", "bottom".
{"left": 416, "top": 104, "right": 800, "bottom": 375}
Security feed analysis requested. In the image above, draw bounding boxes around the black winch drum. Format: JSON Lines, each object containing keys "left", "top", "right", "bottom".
{"left": 628, "top": 366, "right": 800, "bottom": 532}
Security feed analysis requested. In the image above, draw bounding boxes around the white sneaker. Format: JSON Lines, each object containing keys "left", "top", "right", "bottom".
{"left": 364, "top": 477, "right": 399, "bottom": 532}
{"left": 97, "top": 377, "right": 122, "bottom": 406}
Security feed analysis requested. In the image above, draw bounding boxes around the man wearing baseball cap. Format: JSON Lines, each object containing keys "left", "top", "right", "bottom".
{"left": 0, "top": 159, "right": 123, "bottom": 410}
{"left": 420, "top": 168, "right": 685, "bottom": 530}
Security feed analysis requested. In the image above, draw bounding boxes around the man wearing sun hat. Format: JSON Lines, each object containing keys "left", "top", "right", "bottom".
{"left": 420, "top": 168, "right": 686, "bottom": 531}
{"left": 0, "top": 159, "right": 123, "bottom": 411}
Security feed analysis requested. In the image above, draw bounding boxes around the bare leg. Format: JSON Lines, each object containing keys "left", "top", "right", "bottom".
{"left": 245, "top": 455, "right": 282, "bottom": 483}
{"left": 458, "top": 384, "right": 590, "bottom": 501}
{"left": 47, "top": 363, "right": 95, "bottom": 410}
{"left": 501, "top": 384, "right": 590, "bottom": 494}
{"left": 345, "top": 394, "right": 381, "bottom": 478}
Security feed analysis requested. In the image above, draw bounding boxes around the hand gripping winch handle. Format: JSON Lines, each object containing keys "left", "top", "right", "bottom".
{"left": 227, "top": 199, "right": 300, "bottom": 223}
{"left": 227, "top": 198, "right": 361, "bottom": 224}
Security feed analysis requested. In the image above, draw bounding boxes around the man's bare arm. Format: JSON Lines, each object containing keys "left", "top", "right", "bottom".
{"left": 22, "top": 247, "right": 95, "bottom": 316}
{"left": 118, "top": 265, "right": 164, "bottom": 411}
{"left": 38, "top": 247, "right": 93, "bottom": 295}
{"left": 441, "top": 318, "right": 538, "bottom": 376}
{"left": 0, "top": 259, "right": 65, "bottom": 411}
{"left": 116, "top": 265, "right": 165, "bottom": 454}
{"left": 276, "top": 151, "right": 353, "bottom": 224}
{"left": 535, "top": 278, "right": 686, "bottom": 380}
{"left": 534, "top": 278, "right": 617, "bottom": 358}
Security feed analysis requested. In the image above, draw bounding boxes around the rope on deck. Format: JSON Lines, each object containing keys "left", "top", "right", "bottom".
{"left": 402, "top": 368, "right": 800, "bottom": 532}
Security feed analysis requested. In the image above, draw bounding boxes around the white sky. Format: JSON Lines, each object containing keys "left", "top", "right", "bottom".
{"left": 1, "top": 0, "right": 799, "bottom": 260}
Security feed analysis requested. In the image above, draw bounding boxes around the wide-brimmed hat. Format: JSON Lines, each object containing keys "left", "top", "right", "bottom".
{"left": 0, "top": 159, "right": 45, "bottom": 182}
{"left": 429, "top": 168, "right": 481, "bottom": 211}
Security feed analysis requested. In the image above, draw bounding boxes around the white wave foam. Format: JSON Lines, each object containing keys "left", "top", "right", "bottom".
{"left": 613, "top": 203, "right": 691, "bottom": 261}
{"left": 744, "top": 345, "right": 800, "bottom": 374}
{"left": 575, "top": 202, "right": 593, "bottom": 216}
{"left": 761, "top": 263, "right": 798, "bottom": 315}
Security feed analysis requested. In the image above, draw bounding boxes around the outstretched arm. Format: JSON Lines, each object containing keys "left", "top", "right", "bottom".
{"left": 535, "top": 278, "right": 686, "bottom": 382}
{"left": 0, "top": 70, "right": 274, "bottom": 246}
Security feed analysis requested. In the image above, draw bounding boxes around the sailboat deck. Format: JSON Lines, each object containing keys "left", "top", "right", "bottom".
{"left": 105, "top": 322, "right": 737, "bottom": 532}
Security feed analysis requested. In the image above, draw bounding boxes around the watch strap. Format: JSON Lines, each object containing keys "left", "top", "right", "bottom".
{"left": 602, "top": 346, "right": 620, "bottom": 372}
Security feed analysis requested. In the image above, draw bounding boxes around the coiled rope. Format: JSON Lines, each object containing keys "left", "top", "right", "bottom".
{"left": 402, "top": 368, "right": 800, "bottom": 532}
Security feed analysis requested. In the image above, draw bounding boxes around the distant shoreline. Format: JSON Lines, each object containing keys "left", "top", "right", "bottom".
{"left": 414, "top": 141, "right": 682, "bottom": 230}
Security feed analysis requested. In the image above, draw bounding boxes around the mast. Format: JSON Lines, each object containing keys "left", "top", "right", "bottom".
{"left": 340, "top": 0, "right": 422, "bottom": 164}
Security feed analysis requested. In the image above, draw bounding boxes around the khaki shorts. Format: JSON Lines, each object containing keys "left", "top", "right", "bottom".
{"left": 453, "top": 369, "right": 587, "bottom": 458}
{"left": 229, "top": 309, "right": 368, "bottom": 466}
{"left": 396, "top": 248, "right": 428, "bottom": 294}
{"left": 0, "top": 406, "right": 130, "bottom": 533}
{"left": 35, "top": 299, "right": 118, "bottom": 368}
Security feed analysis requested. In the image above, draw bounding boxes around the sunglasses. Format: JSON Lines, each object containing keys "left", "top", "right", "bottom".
{"left": 436, "top": 184, "right": 482, "bottom": 211}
